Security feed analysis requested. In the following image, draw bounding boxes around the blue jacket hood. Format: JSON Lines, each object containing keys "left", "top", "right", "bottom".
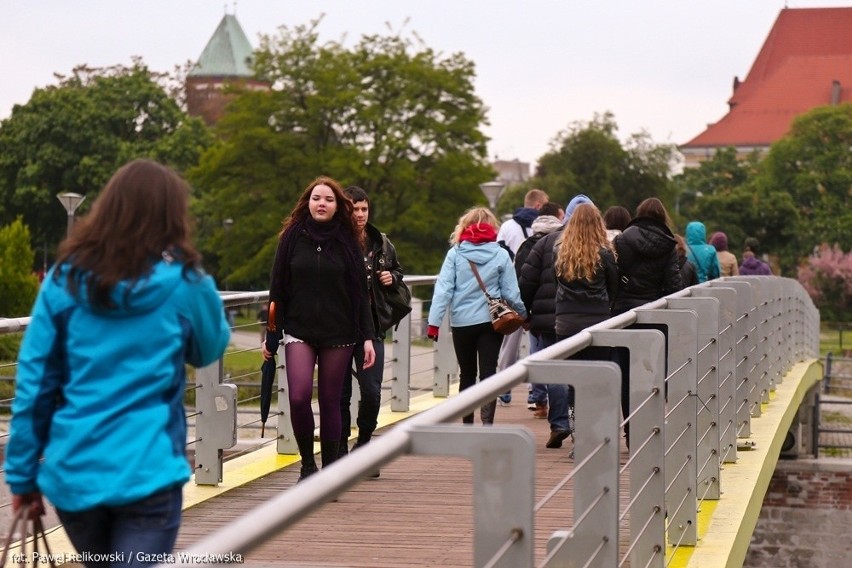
{"left": 512, "top": 207, "right": 539, "bottom": 228}
{"left": 457, "top": 241, "right": 503, "bottom": 265}
{"left": 55, "top": 259, "right": 188, "bottom": 316}
{"left": 685, "top": 221, "right": 707, "bottom": 246}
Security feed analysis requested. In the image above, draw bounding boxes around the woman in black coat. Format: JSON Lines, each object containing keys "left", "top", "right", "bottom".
{"left": 611, "top": 197, "right": 683, "bottom": 447}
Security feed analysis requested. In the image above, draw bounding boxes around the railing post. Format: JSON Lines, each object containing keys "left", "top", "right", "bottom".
{"left": 527, "top": 360, "right": 621, "bottom": 568}
{"left": 276, "top": 359, "right": 297, "bottom": 454}
{"left": 589, "top": 329, "right": 667, "bottom": 568}
{"left": 710, "top": 281, "right": 755, "bottom": 436}
{"left": 194, "top": 357, "right": 238, "bottom": 485}
{"left": 823, "top": 352, "right": 833, "bottom": 393}
{"left": 433, "top": 314, "right": 457, "bottom": 398}
{"left": 409, "top": 425, "right": 535, "bottom": 568}
{"left": 391, "top": 312, "right": 412, "bottom": 411}
{"left": 636, "top": 308, "right": 699, "bottom": 546}
{"left": 691, "top": 287, "right": 738, "bottom": 463}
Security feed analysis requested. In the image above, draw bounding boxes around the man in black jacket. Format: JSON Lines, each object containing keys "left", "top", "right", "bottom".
{"left": 338, "top": 187, "right": 406, "bottom": 472}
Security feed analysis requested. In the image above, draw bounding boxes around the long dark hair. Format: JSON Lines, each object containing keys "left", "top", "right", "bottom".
{"left": 279, "top": 176, "right": 356, "bottom": 239}
{"left": 270, "top": 176, "right": 366, "bottom": 335}
{"left": 55, "top": 159, "right": 201, "bottom": 308}
{"left": 635, "top": 197, "right": 673, "bottom": 228}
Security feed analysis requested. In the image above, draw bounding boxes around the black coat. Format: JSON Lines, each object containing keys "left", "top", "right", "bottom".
{"left": 272, "top": 231, "right": 374, "bottom": 346}
{"left": 554, "top": 247, "right": 618, "bottom": 336}
{"left": 612, "top": 217, "right": 683, "bottom": 315}
{"left": 517, "top": 229, "right": 562, "bottom": 335}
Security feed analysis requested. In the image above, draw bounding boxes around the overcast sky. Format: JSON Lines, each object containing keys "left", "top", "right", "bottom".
{"left": 2, "top": 1, "right": 848, "bottom": 167}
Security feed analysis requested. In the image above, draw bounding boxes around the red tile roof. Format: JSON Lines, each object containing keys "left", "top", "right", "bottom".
{"left": 682, "top": 7, "right": 852, "bottom": 149}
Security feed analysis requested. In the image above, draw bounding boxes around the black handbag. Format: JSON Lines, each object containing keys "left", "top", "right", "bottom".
{"left": 375, "top": 234, "right": 412, "bottom": 332}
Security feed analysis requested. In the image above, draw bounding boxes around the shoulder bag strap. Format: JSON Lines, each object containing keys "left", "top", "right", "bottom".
{"left": 467, "top": 259, "right": 491, "bottom": 298}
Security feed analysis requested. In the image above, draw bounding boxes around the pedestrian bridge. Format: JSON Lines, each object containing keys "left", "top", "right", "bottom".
{"left": 0, "top": 276, "right": 822, "bottom": 567}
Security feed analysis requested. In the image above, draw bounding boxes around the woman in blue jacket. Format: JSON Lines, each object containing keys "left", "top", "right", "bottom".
{"left": 4, "top": 159, "right": 231, "bottom": 566}
{"left": 685, "top": 221, "right": 721, "bottom": 282}
{"left": 427, "top": 207, "right": 527, "bottom": 425}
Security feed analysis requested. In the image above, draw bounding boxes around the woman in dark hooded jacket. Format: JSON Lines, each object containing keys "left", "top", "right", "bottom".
{"left": 612, "top": 198, "right": 683, "bottom": 315}
{"left": 611, "top": 197, "right": 683, "bottom": 448}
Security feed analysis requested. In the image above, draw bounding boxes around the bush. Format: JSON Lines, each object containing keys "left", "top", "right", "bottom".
{"left": 0, "top": 218, "right": 39, "bottom": 317}
{"left": 798, "top": 243, "right": 852, "bottom": 322}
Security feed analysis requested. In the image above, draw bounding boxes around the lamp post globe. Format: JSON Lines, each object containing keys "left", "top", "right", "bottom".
{"left": 56, "top": 192, "right": 86, "bottom": 236}
{"left": 478, "top": 180, "right": 506, "bottom": 212}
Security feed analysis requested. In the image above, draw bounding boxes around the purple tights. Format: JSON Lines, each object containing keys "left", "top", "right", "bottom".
{"left": 285, "top": 341, "right": 355, "bottom": 441}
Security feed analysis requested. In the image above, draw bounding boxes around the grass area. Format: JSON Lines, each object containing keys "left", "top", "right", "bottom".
{"left": 820, "top": 323, "right": 851, "bottom": 356}
{"left": 821, "top": 410, "right": 852, "bottom": 426}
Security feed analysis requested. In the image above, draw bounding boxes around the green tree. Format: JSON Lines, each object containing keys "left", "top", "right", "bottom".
{"left": 0, "top": 61, "right": 211, "bottom": 258}
{"left": 0, "top": 218, "right": 39, "bottom": 317}
{"left": 190, "top": 20, "right": 492, "bottom": 285}
{"left": 532, "top": 112, "right": 677, "bottom": 213}
{"left": 756, "top": 103, "right": 852, "bottom": 267}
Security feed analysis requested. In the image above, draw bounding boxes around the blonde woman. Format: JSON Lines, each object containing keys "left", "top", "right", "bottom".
{"left": 427, "top": 207, "right": 527, "bottom": 425}
{"left": 549, "top": 203, "right": 618, "bottom": 448}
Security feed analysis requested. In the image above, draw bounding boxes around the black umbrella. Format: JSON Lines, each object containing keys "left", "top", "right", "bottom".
{"left": 259, "top": 302, "right": 280, "bottom": 438}
{"left": 260, "top": 356, "right": 277, "bottom": 438}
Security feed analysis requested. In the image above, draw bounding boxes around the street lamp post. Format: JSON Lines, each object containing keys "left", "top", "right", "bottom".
{"left": 478, "top": 180, "right": 506, "bottom": 212}
{"left": 56, "top": 192, "right": 86, "bottom": 237}
{"left": 222, "top": 218, "right": 234, "bottom": 293}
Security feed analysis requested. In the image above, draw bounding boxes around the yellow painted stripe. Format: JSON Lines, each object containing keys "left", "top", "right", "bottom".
{"left": 665, "top": 359, "right": 822, "bottom": 568}
{"left": 35, "top": 383, "right": 460, "bottom": 560}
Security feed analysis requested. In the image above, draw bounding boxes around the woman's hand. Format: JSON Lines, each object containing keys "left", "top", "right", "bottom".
{"left": 378, "top": 271, "right": 393, "bottom": 286}
{"left": 12, "top": 492, "right": 45, "bottom": 516}
{"left": 362, "top": 340, "right": 376, "bottom": 368}
{"left": 261, "top": 342, "right": 273, "bottom": 360}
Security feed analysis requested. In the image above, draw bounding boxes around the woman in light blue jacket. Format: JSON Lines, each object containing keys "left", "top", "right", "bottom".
{"left": 4, "top": 160, "right": 230, "bottom": 567}
{"left": 427, "top": 207, "right": 527, "bottom": 424}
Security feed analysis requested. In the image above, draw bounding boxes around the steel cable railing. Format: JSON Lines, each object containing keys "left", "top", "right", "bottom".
{"left": 0, "top": 276, "right": 823, "bottom": 566}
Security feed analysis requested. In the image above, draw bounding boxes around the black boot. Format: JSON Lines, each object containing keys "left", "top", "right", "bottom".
{"left": 321, "top": 440, "right": 341, "bottom": 469}
{"left": 352, "top": 437, "right": 381, "bottom": 478}
{"left": 338, "top": 425, "right": 351, "bottom": 459}
{"left": 295, "top": 435, "right": 318, "bottom": 482}
{"left": 480, "top": 400, "right": 497, "bottom": 425}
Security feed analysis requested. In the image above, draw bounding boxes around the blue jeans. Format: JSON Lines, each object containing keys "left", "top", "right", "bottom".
{"left": 527, "top": 334, "right": 548, "bottom": 405}
{"left": 529, "top": 333, "right": 573, "bottom": 432}
{"left": 57, "top": 486, "right": 182, "bottom": 568}
{"left": 341, "top": 338, "right": 385, "bottom": 444}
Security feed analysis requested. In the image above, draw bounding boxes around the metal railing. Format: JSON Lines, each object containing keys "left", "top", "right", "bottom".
{"left": 174, "top": 275, "right": 818, "bottom": 568}
{"left": 815, "top": 353, "right": 852, "bottom": 456}
{"left": 0, "top": 276, "right": 821, "bottom": 566}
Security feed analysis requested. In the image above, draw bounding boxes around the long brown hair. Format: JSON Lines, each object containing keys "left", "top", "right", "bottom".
{"left": 635, "top": 197, "right": 673, "bottom": 228}
{"left": 280, "top": 176, "right": 356, "bottom": 239}
{"left": 55, "top": 159, "right": 201, "bottom": 308}
{"left": 555, "top": 203, "right": 612, "bottom": 282}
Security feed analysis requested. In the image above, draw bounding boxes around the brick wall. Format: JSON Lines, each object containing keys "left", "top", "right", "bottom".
{"left": 745, "top": 459, "right": 852, "bottom": 567}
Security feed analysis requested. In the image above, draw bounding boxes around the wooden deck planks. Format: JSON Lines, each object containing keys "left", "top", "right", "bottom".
{"left": 175, "top": 384, "right": 632, "bottom": 566}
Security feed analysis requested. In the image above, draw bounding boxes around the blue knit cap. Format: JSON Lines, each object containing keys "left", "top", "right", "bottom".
{"left": 563, "top": 194, "right": 593, "bottom": 224}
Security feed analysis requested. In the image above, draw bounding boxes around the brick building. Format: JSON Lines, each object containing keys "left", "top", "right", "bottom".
{"left": 186, "top": 14, "right": 269, "bottom": 125}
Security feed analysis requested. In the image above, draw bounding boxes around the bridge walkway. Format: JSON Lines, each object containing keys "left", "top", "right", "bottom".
{"left": 174, "top": 384, "right": 632, "bottom": 567}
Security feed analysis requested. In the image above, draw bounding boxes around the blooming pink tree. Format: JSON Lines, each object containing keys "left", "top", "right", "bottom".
{"left": 797, "top": 244, "right": 852, "bottom": 322}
